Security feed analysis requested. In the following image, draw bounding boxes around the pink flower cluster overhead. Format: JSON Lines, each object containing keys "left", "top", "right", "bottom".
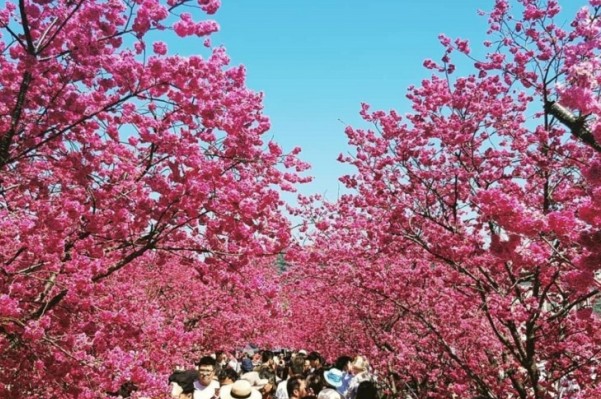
{"left": 285, "top": 1, "right": 601, "bottom": 398}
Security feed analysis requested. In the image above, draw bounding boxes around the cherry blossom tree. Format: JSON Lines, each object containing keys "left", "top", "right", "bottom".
{"left": 0, "top": 0, "right": 308, "bottom": 397}
{"left": 287, "top": 1, "right": 601, "bottom": 398}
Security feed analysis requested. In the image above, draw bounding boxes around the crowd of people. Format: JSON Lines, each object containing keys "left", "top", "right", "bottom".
{"left": 168, "top": 350, "right": 379, "bottom": 399}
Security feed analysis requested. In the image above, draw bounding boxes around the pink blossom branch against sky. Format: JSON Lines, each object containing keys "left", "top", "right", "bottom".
{"left": 199, "top": 0, "right": 582, "bottom": 200}
{"left": 132, "top": 0, "right": 586, "bottom": 221}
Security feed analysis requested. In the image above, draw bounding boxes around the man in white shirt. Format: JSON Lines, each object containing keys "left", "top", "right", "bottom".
{"left": 194, "top": 356, "right": 220, "bottom": 399}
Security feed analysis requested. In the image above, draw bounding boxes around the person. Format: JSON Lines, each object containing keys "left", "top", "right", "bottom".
{"left": 218, "top": 367, "right": 240, "bottom": 399}
{"left": 195, "top": 356, "right": 220, "bottom": 399}
{"left": 215, "top": 351, "right": 228, "bottom": 374}
{"left": 241, "top": 370, "right": 269, "bottom": 392}
{"left": 333, "top": 357, "right": 352, "bottom": 397}
{"left": 303, "top": 359, "right": 311, "bottom": 376}
{"left": 287, "top": 376, "right": 307, "bottom": 399}
{"left": 355, "top": 381, "right": 377, "bottom": 399}
{"left": 317, "top": 368, "right": 343, "bottom": 399}
{"left": 218, "top": 367, "right": 239, "bottom": 386}
{"left": 259, "top": 376, "right": 277, "bottom": 399}
{"left": 241, "top": 352, "right": 255, "bottom": 374}
{"left": 169, "top": 369, "right": 198, "bottom": 399}
{"left": 317, "top": 389, "right": 341, "bottom": 399}
{"left": 259, "top": 350, "right": 277, "bottom": 381}
{"left": 322, "top": 368, "right": 343, "bottom": 392}
{"left": 344, "top": 356, "right": 371, "bottom": 399}
{"left": 275, "top": 353, "right": 306, "bottom": 399}
{"left": 276, "top": 352, "right": 289, "bottom": 381}
{"left": 306, "top": 352, "right": 324, "bottom": 376}
{"left": 305, "top": 373, "right": 323, "bottom": 397}
{"left": 252, "top": 352, "right": 263, "bottom": 370}
{"left": 228, "top": 350, "right": 242, "bottom": 374}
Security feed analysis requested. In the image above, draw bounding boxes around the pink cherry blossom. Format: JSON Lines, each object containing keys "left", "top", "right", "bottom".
{"left": 286, "top": 1, "right": 601, "bottom": 398}
{"left": 0, "top": 0, "right": 307, "bottom": 397}
{"left": 152, "top": 41, "right": 167, "bottom": 55}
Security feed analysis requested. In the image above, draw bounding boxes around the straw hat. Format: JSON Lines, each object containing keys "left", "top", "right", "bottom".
{"left": 220, "top": 380, "right": 261, "bottom": 399}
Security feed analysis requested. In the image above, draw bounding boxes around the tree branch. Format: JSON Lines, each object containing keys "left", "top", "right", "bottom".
{"left": 545, "top": 101, "right": 601, "bottom": 152}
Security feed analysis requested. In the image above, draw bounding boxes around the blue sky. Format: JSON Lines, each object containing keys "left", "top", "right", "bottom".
{"left": 201, "top": 1, "right": 582, "bottom": 200}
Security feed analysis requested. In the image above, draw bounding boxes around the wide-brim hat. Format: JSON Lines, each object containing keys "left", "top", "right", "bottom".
{"left": 323, "top": 368, "right": 343, "bottom": 388}
{"left": 220, "top": 380, "right": 261, "bottom": 399}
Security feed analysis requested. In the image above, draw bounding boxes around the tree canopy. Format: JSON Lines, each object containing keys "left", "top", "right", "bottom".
{"left": 1, "top": 1, "right": 601, "bottom": 398}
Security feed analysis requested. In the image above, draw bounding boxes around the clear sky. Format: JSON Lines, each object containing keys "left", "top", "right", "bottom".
{"left": 201, "top": 1, "right": 581, "bottom": 201}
